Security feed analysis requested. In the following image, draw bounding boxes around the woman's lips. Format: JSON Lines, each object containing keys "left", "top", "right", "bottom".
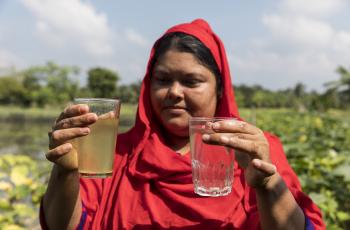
{"left": 163, "top": 106, "right": 187, "bottom": 114}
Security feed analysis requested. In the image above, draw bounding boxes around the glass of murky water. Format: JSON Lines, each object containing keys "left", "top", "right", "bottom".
{"left": 72, "top": 98, "right": 120, "bottom": 178}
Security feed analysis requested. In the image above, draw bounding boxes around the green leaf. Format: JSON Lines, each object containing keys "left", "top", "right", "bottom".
{"left": 2, "top": 224, "right": 25, "bottom": 230}
{"left": 9, "top": 185, "right": 31, "bottom": 200}
{"left": 336, "top": 211, "right": 350, "bottom": 222}
{"left": 0, "top": 199, "right": 11, "bottom": 210}
{"left": 13, "top": 204, "right": 36, "bottom": 218}
{"left": 10, "top": 165, "right": 30, "bottom": 186}
{"left": 333, "top": 164, "right": 350, "bottom": 182}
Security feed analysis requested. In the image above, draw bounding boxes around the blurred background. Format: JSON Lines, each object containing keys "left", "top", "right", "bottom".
{"left": 0, "top": 0, "right": 349, "bottom": 229}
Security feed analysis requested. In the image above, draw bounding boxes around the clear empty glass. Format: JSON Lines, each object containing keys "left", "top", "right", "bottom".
{"left": 189, "top": 117, "right": 236, "bottom": 196}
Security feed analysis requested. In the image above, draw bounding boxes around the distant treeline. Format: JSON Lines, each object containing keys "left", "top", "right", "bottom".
{"left": 0, "top": 61, "right": 349, "bottom": 110}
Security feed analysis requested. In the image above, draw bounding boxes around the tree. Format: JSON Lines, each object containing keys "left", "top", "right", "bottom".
{"left": 0, "top": 77, "right": 27, "bottom": 105}
{"left": 23, "top": 61, "right": 80, "bottom": 106}
{"left": 293, "top": 82, "right": 306, "bottom": 98}
{"left": 293, "top": 83, "right": 307, "bottom": 112}
{"left": 324, "top": 66, "right": 350, "bottom": 107}
{"left": 87, "top": 67, "right": 119, "bottom": 98}
{"left": 116, "top": 81, "right": 141, "bottom": 104}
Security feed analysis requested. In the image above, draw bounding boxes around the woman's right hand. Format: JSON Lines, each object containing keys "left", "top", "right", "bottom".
{"left": 46, "top": 104, "right": 98, "bottom": 172}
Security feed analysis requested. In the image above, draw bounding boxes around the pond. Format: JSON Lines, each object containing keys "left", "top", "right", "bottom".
{"left": 0, "top": 118, "right": 135, "bottom": 160}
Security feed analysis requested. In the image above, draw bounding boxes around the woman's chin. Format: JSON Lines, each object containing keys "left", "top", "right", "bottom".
{"left": 163, "top": 122, "right": 189, "bottom": 137}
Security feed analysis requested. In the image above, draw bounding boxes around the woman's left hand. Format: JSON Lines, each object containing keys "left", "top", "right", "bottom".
{"left": 202, "top": 120, "right": 277, "bottom": 188}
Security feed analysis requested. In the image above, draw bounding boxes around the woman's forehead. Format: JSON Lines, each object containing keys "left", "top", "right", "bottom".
{"left": 155, "top": 50, "right": 201, "bottom": 68}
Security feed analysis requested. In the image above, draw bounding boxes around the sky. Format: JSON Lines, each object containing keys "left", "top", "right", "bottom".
{"left": 0, "top": 0, "right": 349, "bottom": 92}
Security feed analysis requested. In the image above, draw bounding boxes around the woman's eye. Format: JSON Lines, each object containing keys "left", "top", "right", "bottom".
{"left": 183, "top": 79, "right": 200, "bottom": 87}
{"left": 155, "top": 76, "right": 171, "bottom": 84}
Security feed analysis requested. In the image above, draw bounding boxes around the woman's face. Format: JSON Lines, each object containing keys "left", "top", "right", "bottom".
{"left": 150, "top": 49, "right": 218, "bottom": 137}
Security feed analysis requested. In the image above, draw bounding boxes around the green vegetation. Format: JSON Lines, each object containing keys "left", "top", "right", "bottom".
{"left": 0, "top": 105, "right": 62, "bottom": 122}
{"left": 87, "top": 67, "right": 119, "bottom": 98}
{"left": 0, "top": 103, "right": 136, "bottom": 123}
{"left": 0, "top": 107, "right": 349, "bottom": 229}
{"left": 253, "top": 110, "right": 350, "bottom": 229}
{"left": 0, "top": 62, "right": 140, "bottom": 107}
{"left": 1, "top": 62, "right": 350, "bottom": 109}
{"left": 0, "top": 154, "right": 50, "bottom": 229}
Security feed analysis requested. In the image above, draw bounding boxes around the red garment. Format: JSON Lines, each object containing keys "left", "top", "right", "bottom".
{"left": 40, "top": 19, "right": 325, "bottom": 229}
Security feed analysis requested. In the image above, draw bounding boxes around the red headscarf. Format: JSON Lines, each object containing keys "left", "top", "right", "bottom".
{"left": 41, "top": 19, "right": 325, "bottom": 229}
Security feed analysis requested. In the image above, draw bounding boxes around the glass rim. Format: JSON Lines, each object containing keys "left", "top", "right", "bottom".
{"left": 73, "top": 98, "right": 120, "bottom": 103}
{"left": 189, "top": 117, "right": 237, "bottom": 121}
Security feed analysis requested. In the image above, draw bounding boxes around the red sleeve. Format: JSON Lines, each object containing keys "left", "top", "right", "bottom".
{"left": 77, "top": 177, "right": 105, "bottom": 229}
{"left": 243, "top": 133, "right": 326, "bottom": 230}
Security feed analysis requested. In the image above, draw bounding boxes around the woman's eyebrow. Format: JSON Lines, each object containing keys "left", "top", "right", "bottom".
{"left": 153, "top": 67, "right": 169, "bottom": 74}
{"left": 184, "top": 72, "right": 206, "bottom": 79}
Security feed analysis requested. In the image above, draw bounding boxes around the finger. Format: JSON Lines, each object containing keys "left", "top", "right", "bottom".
{"left": 54, "top": 113, "right": 97, "bottom": 130}
{"left": 211, "top": 120, "right": 262, "bottom": 135}
{"left": 252, "top": 159, "right": 277, "bottom": 176}
{"left": 202, "top": 134, "right": 260, "bottom": 158}
{"left": 56, "top": 104, "right": 90, "bottom": 123}
{"left": 202, "top": 133, "right": 256, "bottom": 146}
{"left": 49, "top": 127, "right": 90, "bottom": 148}
{"left": 46, "top": 142, "right": 72, "bottom": 162}
{"left": 226, "top": 137, "right": 264, "bottom": 155}
{"left": 202, "top": 133, "right": 259, "bottom": 148}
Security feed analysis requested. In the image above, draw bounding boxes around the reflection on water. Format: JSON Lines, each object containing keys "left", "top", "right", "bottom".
{"left": 0, "top": 119, "right": 133, "bottom": 160}
{"left": 0, "top": 121, "right": 51, "bottom": 160}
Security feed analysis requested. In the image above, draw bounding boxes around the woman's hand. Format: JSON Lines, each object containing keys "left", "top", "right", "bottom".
{"left": 202, "top": 120, "right": 277, "bottom": 188}
{"left": 47, "top": 104, "right": 97, "bottom": 171}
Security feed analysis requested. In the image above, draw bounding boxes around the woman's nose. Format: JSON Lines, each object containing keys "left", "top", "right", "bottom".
{"left": 167, "top": 82, "right": 184, "bottom": 100}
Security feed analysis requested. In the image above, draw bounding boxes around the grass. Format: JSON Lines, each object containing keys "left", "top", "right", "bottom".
{"left": 0, "top": 105, "right": 62, "bottom": 119}
{"left": 0, "top": 104, "right": 349, "bottom": 123}
{"left": 0, "top": 104, "right": 138, "bottom": 121}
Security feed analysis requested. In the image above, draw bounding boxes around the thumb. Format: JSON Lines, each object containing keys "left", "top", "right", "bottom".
{"left": 252, "top": 158, "right": 277, "bottom": 176}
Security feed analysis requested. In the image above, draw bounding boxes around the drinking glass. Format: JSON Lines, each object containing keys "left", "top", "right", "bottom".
{"left": 189, "top": 117, "right": 236, "bottom": 196}
{"left": 72, "top": 98, "right": 120, "bottom": 178}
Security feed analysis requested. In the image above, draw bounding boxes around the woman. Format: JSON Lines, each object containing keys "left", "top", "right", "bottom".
{"left": 41, "top": 19, "right": 325, "bottom": 229}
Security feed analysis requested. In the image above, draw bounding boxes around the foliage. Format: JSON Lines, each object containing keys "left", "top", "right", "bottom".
{"left": 0, "top": 105, "right": 61, "bottom": 121}
{"left": 0, "top": 107, "right": 349, "bottom": 229}
{"left": 251, "top": 110, "right": 350, "bottom": 229}
{"left": 1, "top": 63, "right": 350, "bottom": 109}
{"left": 0, "top": 154, "right": 50, "bottom": 229}
{"left": 0, "top": 77, "right": 28, "bottom": 106}
{"left": 87, "top": 67, "right": 119, "bottom": 98}
{"left": 116, "top": 81, "right": 141, "bottom": 104}
{"left": 325, "top": 66, "right": 350, "bottom": 107}
{"left": 0, "top": 62, "right": 80, "bottom": 107}
{"left": 24, "top": 61, "right": 80, "bottom": 106}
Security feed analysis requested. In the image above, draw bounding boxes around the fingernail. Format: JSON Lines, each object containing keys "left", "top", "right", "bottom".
{"left": 64, "top": 143, "right": 72, "bottom": 152}
{"left": 272, "top": 165, "right": 277, "bottom": 173}
{"left": 202, "top": 134, "right": 210, "bottom": 141}
{"left": 79, "top": 105, "right": 89, "bottom": 113}
{"left": 205, "top": 122, "right": 213, "bottom": 129}
{"left": 254, "top": 159, "right": 262, "bottom": 167}
{"left": 212, "top": 123, "right": 220, "bottom": 129}
{"left": 221, "top": 136, "right": 229, "bottom": 143}
{"left": 88, "top": 114, "right": 97, "bottom": 122}
{"left": 81, "top": 128, "right": 90, "bottom": 134}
